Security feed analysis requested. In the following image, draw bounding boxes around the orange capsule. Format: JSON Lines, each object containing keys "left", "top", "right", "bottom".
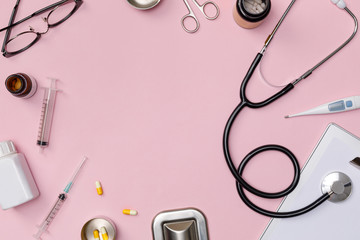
{"left": 95, "top": 181, "right": 103, "bottom": 195}
{"left": 93, "top": 229, "right": 100, "bottom": 240}
{"left": 123, "top": 209, "right": 138, "bottom": 216}
{"left": 100, "top": 226, "right": 109, "bottom": 240}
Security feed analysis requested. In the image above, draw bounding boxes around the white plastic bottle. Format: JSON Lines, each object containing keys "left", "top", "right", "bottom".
{"left": 0, "top": 140, "right": 39, "bottom": 210}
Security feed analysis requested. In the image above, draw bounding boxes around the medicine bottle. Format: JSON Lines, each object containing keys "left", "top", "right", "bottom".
{"left": 233, "top": 0, "right": 271, "bottom": 29}
{"left": 0, "top": 140, "right": 39, "bottom": 210}
{"left": 5, "top": 73, "right": 38, "bottom": 98}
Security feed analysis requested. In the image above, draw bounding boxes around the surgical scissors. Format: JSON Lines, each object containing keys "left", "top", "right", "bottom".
{"left": 181, "top": 0, "right": 220, "bottom": 33}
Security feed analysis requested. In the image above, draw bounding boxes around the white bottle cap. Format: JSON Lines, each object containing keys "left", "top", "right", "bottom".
{"left": 0, "top": 141, "right": 17, "bottom": 158}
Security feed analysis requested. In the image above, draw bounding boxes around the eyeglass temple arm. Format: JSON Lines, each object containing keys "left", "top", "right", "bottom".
{"left": 0, "top": 0, "right": 70, "bottom": 33}
{"left": 1, "top": 0, "right": 21, "bottom": 52}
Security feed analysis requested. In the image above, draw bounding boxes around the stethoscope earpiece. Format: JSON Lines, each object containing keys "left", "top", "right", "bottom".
{"left": 321, "top": 172, "right": 352, "bottom": 203}
{"left": 331, "top": 0, "right": 347, "bottom": 9}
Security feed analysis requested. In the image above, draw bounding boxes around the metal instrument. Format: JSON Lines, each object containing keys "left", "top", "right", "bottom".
{"left": 222, "top": 0, "right": 358, "bottom": 218}
{"left": 181, "top": 0, "right": 219, "bottom": 33}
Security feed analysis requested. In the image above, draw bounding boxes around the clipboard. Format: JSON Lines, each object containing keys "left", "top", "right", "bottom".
{"left": 259, "top": 123, "right": 360, "bottom": 240}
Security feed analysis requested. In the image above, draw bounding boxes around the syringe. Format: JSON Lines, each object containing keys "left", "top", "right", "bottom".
{"left": 33, "top": 157, "right": 87, "bottom": 240}
{"left": 37, "top": 78, "right": 59, "bottom": 150}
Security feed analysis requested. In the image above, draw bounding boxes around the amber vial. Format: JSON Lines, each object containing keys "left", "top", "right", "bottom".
{"left": 233, "top": 0, "right": 271, "bottom": 29}
{"left": 5, "top": 73, "right": 37, "bottom": 98}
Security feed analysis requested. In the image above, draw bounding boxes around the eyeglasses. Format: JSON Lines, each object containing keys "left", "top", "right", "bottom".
{"left": 0, "top": 0, "right": 83, "bottom": 58}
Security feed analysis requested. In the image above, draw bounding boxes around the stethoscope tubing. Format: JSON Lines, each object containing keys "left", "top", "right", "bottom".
{"left": 222, "top": 57, "right": 331, "bottom": 217}
{"left": 223, "top": 99, "right": 331, "bottom": 218}
{"left": 223, "top": 2, "right": 358, "bottom": 218}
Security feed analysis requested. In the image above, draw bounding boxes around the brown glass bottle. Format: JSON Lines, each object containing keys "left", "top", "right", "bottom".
{"left": 5, "top": 73, "right": 37, "bottom": 98}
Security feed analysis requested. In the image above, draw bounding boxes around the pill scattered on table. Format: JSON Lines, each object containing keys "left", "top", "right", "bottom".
{"left": 123, "top": 209, "right": 138, "bottom": 216}
{"left": 95, "top": 181, "right": 103, "bottom": 195}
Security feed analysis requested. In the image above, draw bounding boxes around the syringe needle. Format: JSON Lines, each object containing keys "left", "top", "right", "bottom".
{"left": 33, "top": 157, "right": 87, "bottom": 239}
{"left": 64, "top": 156, "right": 88, "bottom": 193}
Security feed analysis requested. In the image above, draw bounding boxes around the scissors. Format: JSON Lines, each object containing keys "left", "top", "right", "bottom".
{"left": 181, "top": 0, "right": 220, "bottom": 33}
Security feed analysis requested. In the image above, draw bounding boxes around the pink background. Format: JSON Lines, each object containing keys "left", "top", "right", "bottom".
{"left": 0, "top": 0, "right": 359, "bottom": 239}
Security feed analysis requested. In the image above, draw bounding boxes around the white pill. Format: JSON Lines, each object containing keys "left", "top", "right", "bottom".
{"left": 244, "top": 2, "right": 256, "bottom": 13}
{"left": 244, "top": 2, "right": 252, "bottom": 8}
{"left": 261, "top": 3, "right": 266, "bottom": 8}
{"left": 256, "top": 5, "right": 264, "bottom": 11}
{"left": 245, "top": 0, "right": 255, "bottom": 6}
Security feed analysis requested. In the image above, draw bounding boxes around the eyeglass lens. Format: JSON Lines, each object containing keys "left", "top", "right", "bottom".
{"left": 5, "top": 1, "right": 77, "bottom": 54}
{"left": 47, "top": 1, "right": 77, "bottom": 26}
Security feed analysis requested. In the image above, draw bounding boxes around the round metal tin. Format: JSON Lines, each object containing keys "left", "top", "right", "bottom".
{"left": 81, "top": 217, "right": 116, "bottom": 240}
{"left": 127, "top": 0, "right": 160, "bottom": 10}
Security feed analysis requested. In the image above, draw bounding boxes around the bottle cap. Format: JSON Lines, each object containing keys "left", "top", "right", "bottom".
{"left": 0, "top": 141, "right": 17, "bottom": 158}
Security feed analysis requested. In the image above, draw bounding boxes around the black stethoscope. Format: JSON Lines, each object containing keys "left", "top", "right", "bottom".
{"left": 223, "top": 0, "right": 358, "bottom": 218}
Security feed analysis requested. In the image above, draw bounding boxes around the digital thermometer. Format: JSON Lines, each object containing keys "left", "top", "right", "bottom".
{"left": 285, "top": 96, "right": 360, "bottom": 118}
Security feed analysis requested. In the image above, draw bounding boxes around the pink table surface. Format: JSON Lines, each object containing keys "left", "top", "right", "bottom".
{"left": 0, "top": 0, "right": 359, "bottom": 239}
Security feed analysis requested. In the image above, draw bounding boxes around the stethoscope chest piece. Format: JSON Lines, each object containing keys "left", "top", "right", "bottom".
{"left": 321, "top": 172, "right": 352, "bottom": 203}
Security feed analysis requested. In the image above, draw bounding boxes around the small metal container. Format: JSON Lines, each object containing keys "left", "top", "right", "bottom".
{"left": 152, "top": 208, "right": 209, "bottom": 240}
{"left": 81, "top": 217, "right": 116, "bottom": 240}
{"left": 127, "top": 0, "right": 160, "bottom": 10}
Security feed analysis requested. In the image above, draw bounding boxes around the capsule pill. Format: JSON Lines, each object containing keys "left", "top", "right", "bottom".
{"left": 123, "top": 209, "right": 138, "bottom": 216}
{"left": 256, "top": 5, "right": 264, "bottom": 11}
{"left": 95, "top": 181, "right": 103, "bottom": 195}
{"left": 243, "top": 0, "right": 266, "bottom": 14}
{"left": 93, "top": 230, "right": 100, "bottom": 240}
{"left": 100, "top": 226, "right": 109, "bottom": 240}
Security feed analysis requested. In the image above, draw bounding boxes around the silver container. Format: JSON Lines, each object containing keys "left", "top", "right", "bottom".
{"left": 152, "top": 208, "right": 209, "bottom": 240}
{"left": 127, "top": 0, "right": 160, "bottom": 10}
{"left": 81, "top": 217, "right": 117, "bottom": 240}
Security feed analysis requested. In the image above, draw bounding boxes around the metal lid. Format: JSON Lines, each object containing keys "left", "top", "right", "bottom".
{"left": 0, "top": 140, "right": 17, "bottom": 158}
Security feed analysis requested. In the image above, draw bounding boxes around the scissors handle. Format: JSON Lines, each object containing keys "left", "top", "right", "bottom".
{"left": 181, "top": 0, "right": 200, "bottom": 33}
{"left": 194, "top": 0, "right": 220, "bottom": 20}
